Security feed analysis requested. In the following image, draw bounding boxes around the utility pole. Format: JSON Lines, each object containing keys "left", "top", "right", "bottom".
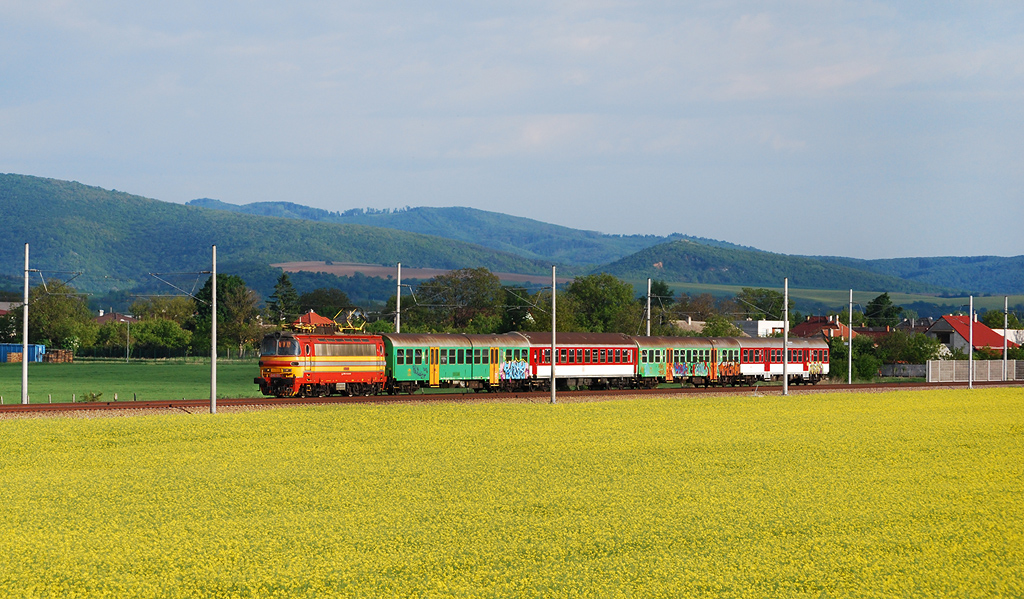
{"left": 550, "top": 266, "right": 557, "bottom": 405}
{"left": 211, "top": 245, "right": 217, "bottom": 414}
{"left": 783, "top": 277, "right": 788, "bottom": 396}
{"left": 22, "top": 243, "right": 29, "bottom": 405}
{"left": 396, "top": 262, "right": 402, "bottom": 333}
{"left": 968, "top": 295, "right": 973, "bottom": 390}
{"left": 848, "top": 289, "right": 853, "bottom": 385}
{"left": 646, "top": 278, "right": 652, "bottom": 336}
{"left": 1004, "top": 296, "right": 1009, "bottom": 382}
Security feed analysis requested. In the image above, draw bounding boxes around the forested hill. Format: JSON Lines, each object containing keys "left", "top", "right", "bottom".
{"left": 0, "top": 174, "right": 551, "bottom": 294}
{"left": 600, "top": 239, "right": 950, "bottom": 294}
{"left": 810, "top": 255, "right": 1024, "bottom": 296}
{"left": 187, "top": 199, "right": 756, "bottom": 266}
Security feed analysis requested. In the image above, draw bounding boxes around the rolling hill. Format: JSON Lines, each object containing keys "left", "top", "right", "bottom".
{"left": 5, "top": 173, "right": 1019, "bottom": 315}
{"left": 0, "top": 174, "right": 553, "bottom": 298}
{"left": 599, "top": 239, "right": 949, "bottom": 294}
{"left": 810, "top": 255, "right": 1024, "bottom": 296}
{"left": 186, "top": 199, "right": 758, "bottom": 267}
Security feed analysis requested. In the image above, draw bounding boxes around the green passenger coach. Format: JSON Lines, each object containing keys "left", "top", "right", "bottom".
{"left": 381, "top": 333, "right": 531, "bottom": 393}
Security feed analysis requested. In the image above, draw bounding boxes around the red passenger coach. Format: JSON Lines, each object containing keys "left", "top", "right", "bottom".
{"left": 520, "top": 332, "right": 637, "bottom": 390}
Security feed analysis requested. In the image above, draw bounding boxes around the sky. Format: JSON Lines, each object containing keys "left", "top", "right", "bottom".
{"left": 2, "top": 1, "right": 1022, "bottom": 260}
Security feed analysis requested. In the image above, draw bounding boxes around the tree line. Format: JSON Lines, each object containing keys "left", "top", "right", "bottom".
{"left": 2, "top": 268, "right": 1019, "bottom": 375}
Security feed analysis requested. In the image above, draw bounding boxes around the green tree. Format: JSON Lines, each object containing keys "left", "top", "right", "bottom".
{"left": 193, "top": 274, "right": 262, "bottom": 355}
{"left": 734, "top": 288, "right": 791, "bottom": 320}
{"left": 26, "top": 280, "right": 99, "bottom": 351}
{"left": 95, "top": 318, "right": 192, "bottom": 355}
{"left": 980, "top": 309, "right": 1021, "bottom": 330}
{"left": 410, "top": 268, "right": 503, "bottom": 332}
{"left": 297, "top": 288, "right": 352, "bottom": 319}
{"left": 499, "top": 286, "right": 534, "bottom": 332}
{"left": 699, "top": 314, "right": 743, "bottom": 337}
{"left": 130, "top": 296, "right": 196, "bottom": 324}
{"left": 874, "top": 331, "right": 942, "bottom": 364}
{"left": 828, "top": 335, "right": 882, "bottom": 381}
{"left": 267, "top": 273, "right": 300, "bottom": 324}
{"left": 864, "top": 292, "right": 903, "bottom": 327}
{"left": 565, "top": 273, "right": 637, "bottom": 333}
{"left": 647, "top": 280, "right": 675, "bottom": 307}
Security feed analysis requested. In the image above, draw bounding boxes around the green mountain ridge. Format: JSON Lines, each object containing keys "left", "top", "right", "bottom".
{"left": 599, "top": 239, "right": 950, "bottom": 294}
{"left": 0, "top": 174, "right": 553, "bottom": 297}
{"left": 809, "top": 255, "right": 1024, "bottom": 296}
{"left": 186, "top": 198, "right": 761, "bottom": 266}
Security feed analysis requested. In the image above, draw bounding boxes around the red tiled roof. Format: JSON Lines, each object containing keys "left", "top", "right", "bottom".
{"left": 941, "top": 315, "right": 1019, "bottom": 350}
{"left": 293, "top": 311, "right": 334, "bottom": 326}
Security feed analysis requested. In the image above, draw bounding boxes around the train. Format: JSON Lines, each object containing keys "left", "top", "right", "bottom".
{"left": 256, "top": 327, "right": 830, "bottom": 397}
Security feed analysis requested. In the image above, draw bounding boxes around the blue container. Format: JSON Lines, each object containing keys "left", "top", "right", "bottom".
{"left": 0, "top": 343, "right": 46, "bottom": 363}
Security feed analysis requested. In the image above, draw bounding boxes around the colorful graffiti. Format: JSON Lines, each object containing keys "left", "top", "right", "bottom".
{"left": 500, "top": 360, "right": 529, "bottom": 380}
{"left": 718, "top": 361, "right": 740, "bottom": 377}
{"left": 808, "top": 361, "right": 824, "bottom": 375}
{"left": 672, "top": 362, "right": 709, "bottom": 378}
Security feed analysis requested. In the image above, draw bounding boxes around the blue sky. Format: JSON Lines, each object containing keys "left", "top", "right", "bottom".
{"left": 2, "top": 1, "right": 1022, "bottom": 259}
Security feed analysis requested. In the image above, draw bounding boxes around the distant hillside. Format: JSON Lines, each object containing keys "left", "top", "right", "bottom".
{"left": 811, "top": 255, "right": 1024, "bottom": 295}
{"left": 600, "top": 239, "right": 949, "bottom": 294}
{"left": 186, "top": 199, "right": 755, "bottom": 266}
{"left": 0, "top": 174, "right": 552, "bottom": 297}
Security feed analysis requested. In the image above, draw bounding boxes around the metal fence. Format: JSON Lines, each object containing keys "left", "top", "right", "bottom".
{"left": 926, "top": 360, "right": 1021, "bottom": 383}
{"left": 879, "top": 364, "right": 927, "bottom": 378}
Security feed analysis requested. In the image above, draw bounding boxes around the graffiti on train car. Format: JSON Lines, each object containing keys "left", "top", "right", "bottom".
{"left": 500, "top": 360, "right": 529, "bottom": 380}
{"left": 672, "top": 362, "right": 710, "bottom": 377}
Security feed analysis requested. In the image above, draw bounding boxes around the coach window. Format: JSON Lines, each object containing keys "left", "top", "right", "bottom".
{"left": 557, "top": 349, "right": 565, "bottom": 364}
{"left": 411, "top": 349, "right": 420, "bottom": 364}
{"left": 567, "top": 349, "right": 575, "bottom": 364}
{"left": 440, "top": 351, "right": 448, "bottom": 365}
{"left": 542, "top": 349, "right": 550, "bottom": 364}
{"left": 397, "top": 349, "right": 405, "bottom": 365}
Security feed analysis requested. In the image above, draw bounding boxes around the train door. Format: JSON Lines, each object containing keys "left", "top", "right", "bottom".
{"left": 429, "top": 347, "right": 440, "bottom": 387}
{"left": 710, "top": 348, "right": 718, "bottom": 381}
{"left": 489, "top": 347, "right": 499, "bottom": 384}
{"left": 665, "top": 348, "right": 674, "bottom": 382}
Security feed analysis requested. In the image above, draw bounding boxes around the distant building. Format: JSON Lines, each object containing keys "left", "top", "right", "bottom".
{"left": 732, "top": 319, "right": 785, "bottom": 338}
{"left": 672, "top": 316, "right": 706, "bottom": 334}
{"left": 790, "top": 315, "right": 856, "bottom": 341}
{"left": 0, "top": 301, "right": 22, "bottom": 316}
{"left": 896, "top": 316, "right": 935, "bottom": 334}
{"left": 925, "top": 315, "right": 1019, "bottom": 355}
{"left": 95, "top": 310, "right": 138, "bottom": 325}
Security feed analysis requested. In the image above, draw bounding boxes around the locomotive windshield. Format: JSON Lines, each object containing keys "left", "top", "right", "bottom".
{"left": 261, "top": 336, "right": 300, "bottom": 356}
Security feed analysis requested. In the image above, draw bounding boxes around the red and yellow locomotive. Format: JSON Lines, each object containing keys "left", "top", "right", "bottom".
{"left": 255, "top": 313, "right": 386, "bottom": 397}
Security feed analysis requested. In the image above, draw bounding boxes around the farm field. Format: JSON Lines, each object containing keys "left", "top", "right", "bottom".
{"left": 1, "top": 388, "right": 1022, "bottom": 597}
{"left": 0, "top": 360, "right": 259, "bottom": 404}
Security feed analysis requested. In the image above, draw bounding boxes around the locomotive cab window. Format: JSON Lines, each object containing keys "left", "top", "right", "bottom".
{"left": 261, "top": 337, "right": 299, "bottom": 357}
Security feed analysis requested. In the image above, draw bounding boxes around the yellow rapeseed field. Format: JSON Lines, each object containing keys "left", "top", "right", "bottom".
{"left": 1, "top": 388, "right": 1022, "bottom": 597}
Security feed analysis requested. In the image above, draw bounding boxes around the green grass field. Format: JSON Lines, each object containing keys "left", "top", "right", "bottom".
{"left": 1, "top": 388, "right": 1021, "bottom": 597}
{"left": 0, "top": 360, "right": 260, "bottom": 404}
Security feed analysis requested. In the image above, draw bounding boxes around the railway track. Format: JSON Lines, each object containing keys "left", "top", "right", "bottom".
{"left": 1, "top": 380, "right": 1019, "bottom": 415}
